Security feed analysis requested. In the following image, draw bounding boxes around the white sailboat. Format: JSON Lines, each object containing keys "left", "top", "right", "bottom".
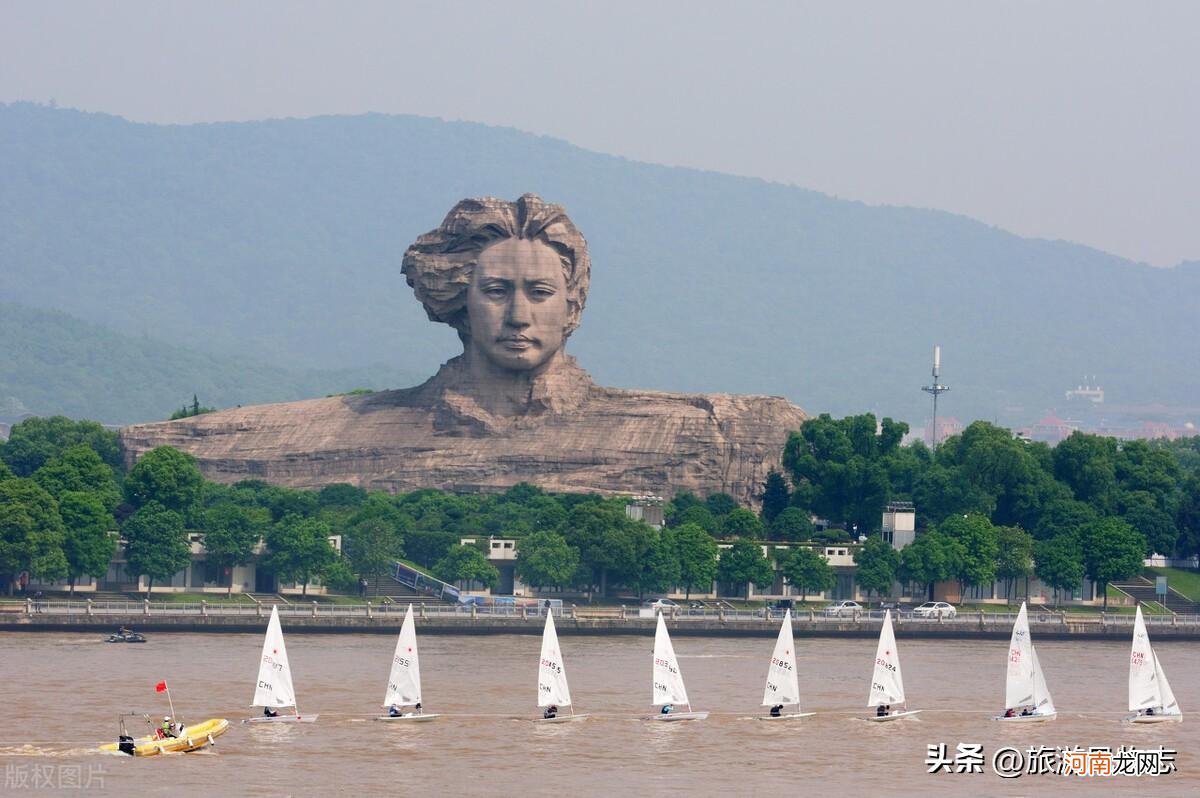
{"left": 994, "top": 602, "right": 1055, "bottom": 722}
{"left": 1127, "top": 606, "right": 1182, "bottom": 723}
{"left": 651, "top": 613, "right": 707, "bottom": 721}
{"left": 376, "top": 604, "right": 439, "bottom": 722}
{"left": 535, "top": 611, "right": 588, "bottom": 723}
{"left": 246, "top": 605, "right": 318, "bottom": 723}
{"left": 866, "top": 610, "right": 921, "bottom": 721}
{"left": 758, "top": 610, "right": 814, "bottom": 720}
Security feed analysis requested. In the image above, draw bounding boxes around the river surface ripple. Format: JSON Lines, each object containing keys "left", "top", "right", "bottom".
{"left": 0, "top": 632, "right": 1195, "bottom": 797}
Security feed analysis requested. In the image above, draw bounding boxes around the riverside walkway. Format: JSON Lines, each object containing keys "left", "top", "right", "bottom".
{"left": 3, "top": 599, "right": 1199, "bottom": 640}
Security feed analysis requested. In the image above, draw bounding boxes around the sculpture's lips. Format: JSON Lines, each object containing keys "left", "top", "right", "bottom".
{"left": 498, "top": 336, "right": 537, "bottom": 350}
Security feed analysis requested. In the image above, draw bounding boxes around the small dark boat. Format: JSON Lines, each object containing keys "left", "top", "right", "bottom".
{"left": 106, "top": 631, "right": 147, "bottom": 643}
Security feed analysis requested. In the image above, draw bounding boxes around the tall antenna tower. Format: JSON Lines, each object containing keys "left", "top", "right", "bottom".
{"left": 921, "top": 345, "right": 950, "bottom": 449}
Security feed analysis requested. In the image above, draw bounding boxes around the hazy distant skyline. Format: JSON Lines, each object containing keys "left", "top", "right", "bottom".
{"left": 3, "top": 1, "right": 1197, "bottom": 266}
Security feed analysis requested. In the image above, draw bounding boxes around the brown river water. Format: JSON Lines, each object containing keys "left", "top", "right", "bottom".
{"left": 0, "top": 631, "right": 1195, "bottom": 797}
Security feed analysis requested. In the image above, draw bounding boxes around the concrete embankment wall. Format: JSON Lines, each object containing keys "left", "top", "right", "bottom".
{"left": 3, "top": 614, "right": 1199, "bottom": 641}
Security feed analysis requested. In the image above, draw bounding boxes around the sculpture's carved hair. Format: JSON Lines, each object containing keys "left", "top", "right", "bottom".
{"left": 402, "top": 194, "right": 590, "bottom": 339}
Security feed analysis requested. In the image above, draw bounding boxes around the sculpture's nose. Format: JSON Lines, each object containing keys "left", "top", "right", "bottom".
{"left": 506, "top": 290, "right": 532, "bottom": 327}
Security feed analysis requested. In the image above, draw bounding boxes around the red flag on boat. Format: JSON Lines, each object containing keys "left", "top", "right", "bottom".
{"left": 155, "top": 681, "right": 168, "bottom": 693}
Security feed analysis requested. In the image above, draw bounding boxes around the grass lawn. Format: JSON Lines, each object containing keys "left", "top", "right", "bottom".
{"left": 146, "top": 592, "right": 257, "bottom": 604}
{"left": 1145, "top": 566, "right": 1200, "bottom": 602}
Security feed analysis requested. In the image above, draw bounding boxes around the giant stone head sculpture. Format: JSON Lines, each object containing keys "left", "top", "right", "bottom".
{"left": 402, "top": 194, "right": 590, "bottom": 374}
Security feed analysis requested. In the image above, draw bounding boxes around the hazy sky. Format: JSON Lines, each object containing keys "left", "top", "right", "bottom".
{"left": 3, "top": 1, "right": 1197, "bottom": 266}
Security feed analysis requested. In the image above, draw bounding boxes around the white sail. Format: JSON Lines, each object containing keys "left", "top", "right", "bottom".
{"left": 1004, "top": 603, "right": 1035, "bottom": 710}
{"left": 1129, "top": 607, "right": 1181, "bottom": 715}
{"left": 762, "top": 610, "right": 801, "bottom": 707}
{"left": 1153, "top": 651, "right": 1181, "bottom": 716}
{"left": 1129, "top": 606, "right": 1158, "bottom": 711}
{"left": 867, "top": 610, "right": 905, "bottom": 706}
{"left": 253, "top": 606, "right": 297, "bottom": 708}
{"left": 652, "top": 613, "right": 690, "bottom": 706}
{"left": 383, "top": 604, "right": 422, "bottom": 707}
{"left": 1029, "top": 646, "right": 1055, "bottom": 715}
{"left": 538, "top": 611, "right": 573, "bottom": 708}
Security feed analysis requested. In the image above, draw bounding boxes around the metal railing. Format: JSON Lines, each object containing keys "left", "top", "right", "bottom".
{"left": 5, "top": 599, "right": 1198, "bottom": 626}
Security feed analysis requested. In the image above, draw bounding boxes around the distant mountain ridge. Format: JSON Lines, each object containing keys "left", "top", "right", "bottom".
{"left": 0, "top": 302, "right": 417, "bottom": 423}
{"left": 1, "top": 102, "right": 1196, "bottom": 426}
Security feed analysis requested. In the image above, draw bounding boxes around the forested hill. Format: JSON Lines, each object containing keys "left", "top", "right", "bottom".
{"left": 2, "top": 102, "right": 1197, "bottom": 426}
{"left": 0, "top": 303, "right": 417, "bottom": 423}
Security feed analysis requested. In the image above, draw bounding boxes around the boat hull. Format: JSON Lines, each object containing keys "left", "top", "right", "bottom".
{"left": 756, "top": 712, "right": 816, "bottom": 721}
{"left": 534, "top": 714, "right": 589, "bottom": 724}
{"left": 99, "top": 718, "right": 228, "bottom": 756}
{"left": 244, "top": 713, "right": 319, "bottom": 724}
{"left": 652, "top": 711, "right": 708, "bottom": 722}
{"left": 993, "top": 713, "right": 1056, "bottom": 723}
{"left": 1128, "top": 714, "right": 1183, "bottom": 724}
{"left": 375, "top": 714, "right": 440, "bottom": 722}
{"left": 867, "top": 710, "right": 922, "bottom": 722}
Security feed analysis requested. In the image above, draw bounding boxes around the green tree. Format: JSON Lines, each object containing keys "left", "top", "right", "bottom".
{"left": 1053, "top": 432, "right": 1119, "bottom": 513}
{"left": 780, "top": 546, "right": 835, "bottom": 600}
{"left": 760, "top": 470, "right": 790, "bottom": 523}
{"left": 1078, "top": 517, "right": 1147, "bottom": 609}
{"left": 1120, "top": 503, "right": 1177, "bottom": 558}
{"left": 122, "top": 501, "right": 189, "bottom": 595}
{"left": 1033, "top": 533, "right": 1085, "bottom": 606}
{"left": 434, "top": 544, "right": 499, "bottom": 589}
{"left": 560, "top": 503, "right": 645, "bottom": 596}
{"left": 0, "top": 416, "right": 120, "bottom": 476}
{"left": 264, "top": 516, "right": 337, "bottom": 596}
{"left": 674, "top": 504, "right": 718, "bottom": 534}
{"left": 0, "top": 460, "right": 14, "bottom": 482}
{"left": 666, "top": 491, "right": 703, "bottom": 526}
{"left": 705, "top": 493, "right": 738, "bottom": 517}
{"left": 317, "top": 483, "right": 369, "bottom": 509}
{"left": 722, "top": 507, "right": 765, "bottom": 539}
{"left": 404, "top": 529, "right": 460, "bottom": 568}
{"left": 623, "top": 530, "right": 680, "bottom": 597}
{"left": 853, "top": 536, "right": 899, "bottom": 604}
{"left": 32, "top": 445, "right": 121, "bottom": 510}
{"left": 897, "top": 531, "right": 964, "bottom": 601}
{"left": 202, "top": 502, "right": 263, "bottom": 596}
{"left": 994, "top": 525, "right": 1034, "bottom": 601}
{"left": 514, "top": 530, "right": 579, "bottom": 589}
{"left": 169, "top": 394, "right": 217, "bottom": 420}
{"left": 0, "top": 478, "right": 68, "bottom": 593}
{"left": 58, "top": 491, "right": 116, "bottom": 595}
{"left": 768, "top": 507, "right": 815, "bottom": 541}
{"left": 937, "top": 513, "right": 1000, "bottom": 601}
{"left": 672, "top": 523, "right": 718, "bottom": 599}
{"left": 344, "top": 516, "right": 406, "bottom": 590}
{"left": 716, "top": 539, "right": 775, "bottom": 598}
{"left": 124, "top": 446, "right": 204, "bottom": 516}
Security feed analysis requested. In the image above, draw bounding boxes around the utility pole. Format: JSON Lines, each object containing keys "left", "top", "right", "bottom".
{"left": 921, "top": 345, "right": 950, "bottom": 449}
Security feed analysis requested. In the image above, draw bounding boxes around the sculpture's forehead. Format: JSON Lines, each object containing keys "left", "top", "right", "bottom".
{"left": 475, "top": 239, "right": 564, "bottom": 284}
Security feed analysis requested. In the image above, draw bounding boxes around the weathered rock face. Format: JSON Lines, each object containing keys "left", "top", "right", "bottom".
{"left": 119, "top": 356, "right": 806, "bottom": 505}
{"left": 119, "top": 194, "right": 807, "bottom": 504}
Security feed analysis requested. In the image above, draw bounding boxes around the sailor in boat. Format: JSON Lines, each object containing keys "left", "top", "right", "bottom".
{"left": 1019, "top": 707, "right": 1033, "bottom": 717}
{"left": 157, "top": 717, "right": 177, "bottom": 739}
{"left": 876, "top": 704, "right": 891, "bottom": 718}
{"left": 544, "top": 705, "right": 558, "bottom": 720}
{"left": 263, "top": 706, "right": 279, "bottom": 718}
{"left": 769, "top": 705, "right": 783, "bottom": 718}
{"left": 388, "top": 704, "right": 402, "bottom": 717}
{"left": 1145, "top": 708, "right": 1155, "bottom": 717}
{"left": 661, "top": 704, "right": 673, "bottom": 715}
{"left": 1003, "top": 708, "right": 1016, "bottom": 718}
{"left": 413, "top": 702, "right": 422, "bottom": 716}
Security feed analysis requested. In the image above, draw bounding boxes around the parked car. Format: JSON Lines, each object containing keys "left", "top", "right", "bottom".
{"left": 641, "top": 598, "right": 679, "bottom": 610}
{"left": 911, "top": 601, "right": 957, "bottom": 619}
{"left": 768, "top": 599, "right": 794, "bottom": 610}
{"left": 821, "top": 600, "right": 863, "bottom": 617}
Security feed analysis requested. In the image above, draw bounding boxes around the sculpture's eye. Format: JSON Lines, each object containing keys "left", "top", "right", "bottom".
{"left": 530, "top": 285, "right": 556, "bottom": 300}
{"left": 482, "top": 285, "right": 508, "bottom": 299}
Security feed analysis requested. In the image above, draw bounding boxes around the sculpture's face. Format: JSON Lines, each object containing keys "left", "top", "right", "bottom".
{"left": 466, "top": 238, "right": 569, "bottom": 373}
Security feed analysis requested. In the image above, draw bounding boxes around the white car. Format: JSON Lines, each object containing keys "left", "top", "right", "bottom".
{"left": 641, "top": 598, "right": 679, "bottom": 610}
{"left": 821, "top": 600, "right": 863, "bottom": 617}
{"left": 911, "top": 601, "right": 957, "bottom": 619}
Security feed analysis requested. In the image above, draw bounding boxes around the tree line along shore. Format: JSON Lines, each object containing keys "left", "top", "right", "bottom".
{"left": 0, "top": 413, "right": 1198, "bottom": 607}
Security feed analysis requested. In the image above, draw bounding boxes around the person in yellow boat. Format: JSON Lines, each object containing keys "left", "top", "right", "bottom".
{"left": 158, "top": 717, "right": 177, "bottom": 738}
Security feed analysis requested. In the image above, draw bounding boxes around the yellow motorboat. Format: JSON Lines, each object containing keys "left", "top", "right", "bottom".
{"left": 100, "top": 718, "right": 229, "bottom": 756}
